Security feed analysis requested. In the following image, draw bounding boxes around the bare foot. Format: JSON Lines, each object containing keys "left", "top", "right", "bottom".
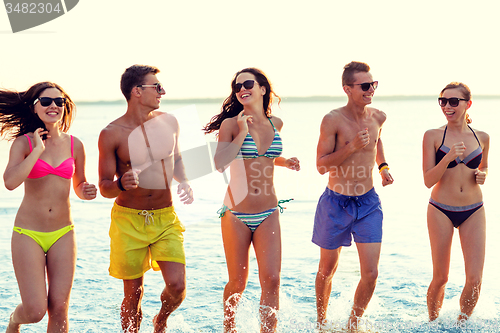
{"left": 153, "top": 314, "right": 167, "bottom": 333}
{"left": 6, "top": 313, "right": 21, "bottom": 333}
{"left": 317, "top": 319, "right": 329, "bottom": 332}
{"left": 457, "top": 312, "right": 470, "bottom": 326}
{"left": 346, "top": 315, "right": 361, "bottom": 332}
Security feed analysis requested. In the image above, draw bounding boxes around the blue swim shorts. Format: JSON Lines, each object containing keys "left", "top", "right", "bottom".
{"left": 312, "top": 187, "right": 383, "bottom": 250}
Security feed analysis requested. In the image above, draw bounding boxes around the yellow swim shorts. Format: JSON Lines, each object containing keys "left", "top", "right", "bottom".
{"left": 109, "top": 202, "right": 186, "bottom": 280}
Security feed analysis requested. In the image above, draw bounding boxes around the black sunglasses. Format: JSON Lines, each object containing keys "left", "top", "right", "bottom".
{"left": 438, "top": 97, "right": 468, "bottom": 107}
{"left": 350, "top": 81, "right": 378, "bottom": 91}
{"left": 137, "top": 82, "right": 164, "bottom": 94}
{"left": 33, "top": 97, "right": 66, "bottom": 107}
{"left": 234, "top": 80, "right": 256, "bottom": 92}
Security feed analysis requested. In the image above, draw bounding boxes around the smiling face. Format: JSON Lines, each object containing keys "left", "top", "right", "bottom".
{"left": 346, "top": 71, "right": 376, "bottom": 105}
{"left": 234, "top": 72, "right": 266, "bottom": 109}
{"left": 137, "top": 73, "right": 165, "bottom": 110}
{"left": 440, "top": 87, "right": 471, "bottom": 122}
{"left": 34, "top": 87, "right": 65, "bottom": 125}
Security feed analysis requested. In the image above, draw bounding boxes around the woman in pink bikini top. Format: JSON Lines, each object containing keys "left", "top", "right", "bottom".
{"left": 0, "top": 81, "right": 97, "bottom": 332}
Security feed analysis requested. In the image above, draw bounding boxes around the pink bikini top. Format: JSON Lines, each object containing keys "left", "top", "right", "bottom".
{"left": 25, "top": 134, "right": 75, "bottom": 179}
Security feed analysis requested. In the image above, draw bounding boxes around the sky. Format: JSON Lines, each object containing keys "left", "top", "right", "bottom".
{"left": 1, "top": 0, "right": 499, "bottom": 101}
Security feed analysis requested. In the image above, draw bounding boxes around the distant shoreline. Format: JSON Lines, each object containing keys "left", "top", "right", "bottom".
{"left": 76, "top": 95, "right": 500, "bottom": 105}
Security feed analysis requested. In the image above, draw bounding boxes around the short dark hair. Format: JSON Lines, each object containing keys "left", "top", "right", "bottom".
{"left": 120, "top": 64, "right": 160, "bottom": 100}
{"left": 342, "top": 61, "right": 370, "bottom": 86}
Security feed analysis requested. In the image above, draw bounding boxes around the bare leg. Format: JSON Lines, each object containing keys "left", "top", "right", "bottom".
{"left": 458, "top": 208, "right": 485, "bottom": 321}
{"left": 121, "top": 278, "right": 144, "bottom": 333}
{"left": 45, "top": 229, "right": 77, "bottom": 333}
{"left": 5, "top": 312, "right": 20, "bottom": 333}
{"left": 253, "top": 211, "right": 281, "bottom": 333}
{"left": 315, "top": 247, "right": 341, "bottom": 329}
{"left": 152, "top": 261, "right": 186, "bottom": 333}
{"left": 221, "top": 212, "right": 252, "bottom": 333}
{"left": 7, "top": 232, "right": 49, "bottom": 332}
{"left": 346, "top": 242, "right": 381, "bottom": 330}
{"left": 426, "top": 204, "right": 454, "bottom": 321}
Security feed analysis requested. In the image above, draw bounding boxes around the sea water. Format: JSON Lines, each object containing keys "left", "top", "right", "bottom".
{"left": 1, "top": 96, "right": 499, "bottom": 332}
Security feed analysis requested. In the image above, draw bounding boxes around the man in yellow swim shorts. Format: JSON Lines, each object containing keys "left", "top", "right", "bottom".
{"left": 98, "top": 64, "right": 194, "bottom": 333}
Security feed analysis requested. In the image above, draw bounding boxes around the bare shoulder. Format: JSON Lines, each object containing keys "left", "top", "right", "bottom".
{"left": 220, "top": 116, "right": 238, "bottom": 131}
{"left": 318, "top": 109, "right": 342, "bottom": 137}
{"left": 322, "top": 108, "right": 343, "bottom": 124}
{"left": 154, "top": 111, "right": 179, "bottom": 132}
{"left": 101, "top": 115, "right": 125, "bottom": 133}
{"left": 269, "top": 115, "right": 283, "bottom": 131}
{"left": 11, "top": 134, "right": 30, "bottom": 150}
{"left": 471, "top": 127, "right": 490, "bottom": 144}
{"left": 153, "top": 110, "right": 177, "bottom": 123}
{"left": 369, "top": 107, "right": 387, "bottom": 125}
{"left": 70, "top": 135, "right": 84, "bottom": 149}
{"left": 218, "top": 116, "right": 239, "bottom": 139}
{"left": 423, "top": 126, "right": 445, "bottom": 142}
{"left": 98, "top": 121, "right": 123, "bottom": 149}
{"left": 99, "top": 121, "right": 119, "bottom": 138}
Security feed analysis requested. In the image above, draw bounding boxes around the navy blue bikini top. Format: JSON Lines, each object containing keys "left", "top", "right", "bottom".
{"left": 435, "top": 126, "right": 482, "bottom": 169}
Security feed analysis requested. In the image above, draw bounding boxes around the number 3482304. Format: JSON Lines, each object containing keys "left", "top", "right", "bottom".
{"left": 5, "top": 2, "right": 62, "bottom": 14}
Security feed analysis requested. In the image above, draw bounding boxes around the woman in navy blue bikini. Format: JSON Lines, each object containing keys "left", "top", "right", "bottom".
{"left": 204, "top": 68, "right": 300, "bottom": 332}
{"left": 422, "top": 82, "right": 489, "bottom": 322}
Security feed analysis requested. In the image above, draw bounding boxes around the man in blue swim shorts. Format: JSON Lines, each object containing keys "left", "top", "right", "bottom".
{"left": 313, "top": 61, "right": 393, "bottom": 330}
{"left": 98, "top": 65, "right": 194, "bottom": 333}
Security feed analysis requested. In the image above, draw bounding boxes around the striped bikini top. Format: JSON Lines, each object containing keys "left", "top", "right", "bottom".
{"left": 236, "top": 118, "right": 283, "bottom": 160}
{"left": 25, "top": 134, "right": 75, "bottom": 179}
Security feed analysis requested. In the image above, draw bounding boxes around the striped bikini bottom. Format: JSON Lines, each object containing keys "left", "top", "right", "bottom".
{"left": 218, "top": 199, "right": 293, "bottom": 232}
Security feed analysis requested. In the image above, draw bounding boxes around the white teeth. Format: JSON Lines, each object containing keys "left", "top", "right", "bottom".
{"left": 242, "top": 94, "right": 250, "bottom": 98}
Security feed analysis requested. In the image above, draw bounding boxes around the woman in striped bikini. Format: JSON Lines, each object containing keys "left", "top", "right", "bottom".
{"left": 204, "top": 68, "right": 300, "bottom": 332}
{"left": 422, "top": 82, "right": 489, "bottom": 322}
{"left": 1, "top": 82, "right": 96, "bottom": 333}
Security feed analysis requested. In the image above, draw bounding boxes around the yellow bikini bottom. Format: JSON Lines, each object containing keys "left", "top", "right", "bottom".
{"left": 13, "top": 225, "right": 74, "bottom": 253}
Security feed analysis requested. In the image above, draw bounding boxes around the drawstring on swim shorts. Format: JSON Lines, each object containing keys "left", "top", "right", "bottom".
{"left": 138, "top": 210, "right": 155, "bottom": 225}
{"left": 342, "top": 197, "right": 361, "bottom": 209}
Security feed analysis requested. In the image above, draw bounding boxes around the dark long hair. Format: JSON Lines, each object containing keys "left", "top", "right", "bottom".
{"left": 203, "top": 68, "right": 280, "bottom": 134}
{"left": 0, "top": 82, "right": 76, "bottom": 140}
